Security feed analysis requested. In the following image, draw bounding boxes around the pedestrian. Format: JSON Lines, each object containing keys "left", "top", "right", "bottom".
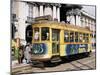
{"left": 13, "top": 38, "right": 21, "bottom": 64}
{"left": 14, "top": 45, "right": 19, "bottom": 64}
{"left": 18, "top": 45, "right": 24, "bottom": 64}
{"left": 24, "top": 43, "right": 31, "bottom": 64}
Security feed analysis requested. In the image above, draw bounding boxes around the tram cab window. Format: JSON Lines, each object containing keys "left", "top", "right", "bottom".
{"left": 64, "top": 31, "right": 69, "bottom": 42}
{"left": 41, "top": 27, "right": 49, "bottom": 40}
{"left": 70, "top": 32, "right": 74, "bottom": 42}
{"left": 34, "top": 28, "right": 39, "bottom": 41}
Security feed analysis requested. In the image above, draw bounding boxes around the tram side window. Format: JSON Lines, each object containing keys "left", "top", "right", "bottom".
{"left": 75, "top": 32, "right": 78, "bottom": 42}
{"left": 70, "top": 32, "right": 74, "bottom": 42}
{"left": 34, "top": 28, "right": 39, "bottom": 41}
{"left": 83, "top": 33, "right": 89, "bottom": 42}
{"left": 79, "top": 33, "right": 83, "bottom": 42}
{"left": 41, "top": 27, "right": 49, "bottom": 40}
{"left": 85, "top": 34, "right": 89, "bottom": 42}
{"left": 90, "top": 34, "right": 92, "bottom": 42}
{"left": 83, "top": 33, "right": 85, "bottom": 42}
{"left": 64, "top": 31, "right": 69, "bottom": 42}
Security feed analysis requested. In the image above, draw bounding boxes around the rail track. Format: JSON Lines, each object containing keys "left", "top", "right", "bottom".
{"left": 11, "top": 52, "right": 96, "bottom": 74}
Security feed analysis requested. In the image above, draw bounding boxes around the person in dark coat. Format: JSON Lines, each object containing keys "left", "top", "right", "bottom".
{"left": 18, "top": 45, "right": 24, "bottom": 64}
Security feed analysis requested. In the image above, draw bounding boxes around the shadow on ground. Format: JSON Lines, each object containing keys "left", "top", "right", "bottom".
{"left": 48, "top": 53, "right": 89, "bottom": 67}
{"left": 32, "top": 53, "right": 91, "bottom": 68}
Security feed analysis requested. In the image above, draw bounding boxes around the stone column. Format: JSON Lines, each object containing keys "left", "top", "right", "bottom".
{"left": 91, "top": 20, "right": 94, "bottom": 31}
{"left": 25, "top": 3, "right": 29, "bottom": 17}
{"left": 33, "top": 3, "right": 39, "bottom": 18}
{"left": 88, "top": 20, "right": 90, "bottom": 30}
{"left": 40, "top": 5, "right": 44, "bottom": 16}
{"left": 70, "top": 15, "right": 75, "bottom": 25}
{"left": 85, "top": 18, "right": 87, "bottom": 27}
{"left": 17, "top": 1, "right": 26, "bottom": 45}
{"left": 53, "top": 5, "right": 57, "bottom": 20}
{"left": 92, "top": 21, "right": 95, "bottom": 31}
{"left": 86, "top": 18, "right": 88, "bottom": 26}
{"left": 57, "top": 7, "right": 60, "bottom": 22}
{"left": 76, "top": 15, "right": 81, "bottom": 26}
{"left": 35, "top": 6, "right": 39, "bottom": 17}
{"left": 83, "top": 17, "right": 85, "bottom": 27}
{"left": 44, "top": 4, "right": 52, "bottom": 16}
{"left": 33, "top": 5, "right": 36, "bottom": 18}
{"left": 78, "top": 15, "right": 81, "bottom": 26}
{"left": 76, "top": 15, "right": 79, "bottom": 26}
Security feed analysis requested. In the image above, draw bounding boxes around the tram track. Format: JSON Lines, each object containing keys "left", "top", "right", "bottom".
{"left": 11, "top": 52, "right": 96, "bottom": 74}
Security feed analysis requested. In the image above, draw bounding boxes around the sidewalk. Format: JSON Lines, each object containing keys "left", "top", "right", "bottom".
{"left": 12, "top": 59, "right": 27, "bottom": 67}
{"left": 12, "top": 60, "right": 18, "bottom": 66}
{"left": 12, "top": 60, "right": 32, "bottom": 74}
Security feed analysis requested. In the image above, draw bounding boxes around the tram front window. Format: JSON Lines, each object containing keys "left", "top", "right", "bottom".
{"left": 41, "top": 27, "right": 49, "bottom": 40}
{"left": 34, "top": 28, "right": 39, "bottom": 41}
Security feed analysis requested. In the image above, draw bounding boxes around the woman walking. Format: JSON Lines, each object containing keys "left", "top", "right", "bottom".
{"left": 24, "top": 43, "right": 31, "bottom": 64}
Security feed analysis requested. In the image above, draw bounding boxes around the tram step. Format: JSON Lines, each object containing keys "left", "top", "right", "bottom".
{"left": 51, "top": 57, "right": 61, "bottom": 63}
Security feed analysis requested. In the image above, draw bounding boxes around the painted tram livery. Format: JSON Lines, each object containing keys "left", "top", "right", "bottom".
{"left": 26, "top": 15, "right": 92, "bottom": 63}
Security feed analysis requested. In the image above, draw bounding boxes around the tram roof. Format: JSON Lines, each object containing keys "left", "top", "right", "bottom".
{"left": 32, "top": 21, "right": 92, "bottom": 33}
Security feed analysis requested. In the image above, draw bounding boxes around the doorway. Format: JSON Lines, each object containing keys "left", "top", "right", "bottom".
{"left": 60, "top": 4, "right": 67, "bottom": 22}
{"left": 52, "top": 29, "right": 60, "bottom": 55}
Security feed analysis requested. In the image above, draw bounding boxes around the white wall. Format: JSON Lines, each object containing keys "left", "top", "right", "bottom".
{"left": 17, "top": 2, "right": 27, "bottom": 45}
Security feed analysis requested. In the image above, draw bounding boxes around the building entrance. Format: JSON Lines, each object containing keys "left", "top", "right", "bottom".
{"left": 60, "top": 4, "right": 67, "bottom": 23}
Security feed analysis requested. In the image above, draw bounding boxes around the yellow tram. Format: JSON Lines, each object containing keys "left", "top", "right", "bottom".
{"left": 27, "top": 16, "right": 92, "bottom": 63}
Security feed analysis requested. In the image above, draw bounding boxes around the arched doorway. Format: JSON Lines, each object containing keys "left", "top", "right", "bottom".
{"left": 25, "top": 25, "right": 33, "bottom": 43}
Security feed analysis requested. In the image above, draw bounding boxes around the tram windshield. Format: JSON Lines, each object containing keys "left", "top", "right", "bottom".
{"left": 41, "top": 27, "right": 49, "bottom": 40}
{"left": 33, "top": 27, "right": 49, "bottom": 41}
{"left": 34, "top": 27, "right": 39, "bottom": 41}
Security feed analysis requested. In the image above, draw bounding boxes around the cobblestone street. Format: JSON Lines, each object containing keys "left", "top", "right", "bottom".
{"left": 12, "top": 51, "right": 96, "bottom": 74}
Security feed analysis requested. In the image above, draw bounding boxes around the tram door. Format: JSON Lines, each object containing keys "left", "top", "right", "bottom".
{"left": 52, "top": 29, "right": 60, "bottom": 55}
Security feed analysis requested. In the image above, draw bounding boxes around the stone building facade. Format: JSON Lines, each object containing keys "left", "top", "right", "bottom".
{"left": 11, "top": 0, "right": 96, "bottom": 45}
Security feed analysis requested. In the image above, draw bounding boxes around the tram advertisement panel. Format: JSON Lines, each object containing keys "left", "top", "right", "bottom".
{"left": 65, "top": 44, "right": 88, "bottom": 55}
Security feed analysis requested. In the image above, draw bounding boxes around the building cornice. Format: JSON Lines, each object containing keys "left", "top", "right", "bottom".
{"left": 81, "top": 10, "right": 95, "bottom": 20}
